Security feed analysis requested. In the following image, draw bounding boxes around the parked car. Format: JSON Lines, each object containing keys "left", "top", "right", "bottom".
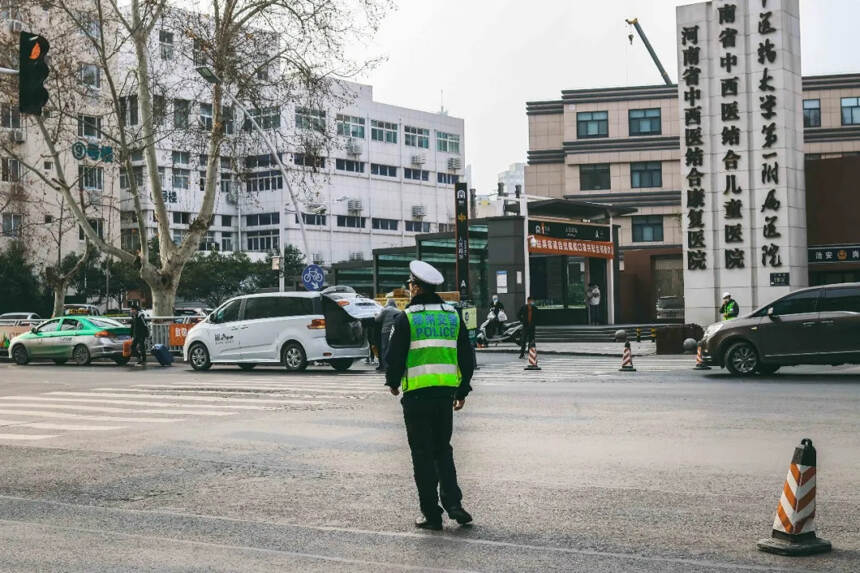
{"left": 0, "top": 312, "right": 41, "bottom": 322}
{"left": 183, "top": 288, "right": 382, "bottom": 372}
{"left": 700, "top": 282, "right": 860, "bottom": 375}
{"left": 8, "top": 316, "right": 132, "bottom": 366}
{"left": 63, "top": 304, "right": 102, "bottom": 316}
{"left": 655, "top": 296, "right": 684, "bottom": 321}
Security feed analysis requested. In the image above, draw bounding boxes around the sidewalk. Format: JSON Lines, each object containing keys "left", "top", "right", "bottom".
{"left": 477, "top": 341, "right": 659, "bottom": 357}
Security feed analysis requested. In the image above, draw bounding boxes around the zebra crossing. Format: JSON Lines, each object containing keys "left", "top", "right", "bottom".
{"left": 474, "top": 354, "right": 700, "bottom": 383}
{"left": 0, "top": 370, "right": 383, "bottom": 442}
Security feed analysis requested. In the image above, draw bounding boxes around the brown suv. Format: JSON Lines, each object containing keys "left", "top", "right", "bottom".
{"left": 700, "top": 282, "right": 860, "bottom": 375}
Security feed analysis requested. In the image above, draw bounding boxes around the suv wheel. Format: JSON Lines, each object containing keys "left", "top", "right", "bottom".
{"left": 188, "top": 342, "right": 212, "bottom": 371}
{"left": 282, "top": 342, "right": 308, "bottom": 372}
{"left": 11, "top": 345, "right": 28, "bottom": 365}
{"left": 725, "top": 341, "right": 759, "bottom": 376}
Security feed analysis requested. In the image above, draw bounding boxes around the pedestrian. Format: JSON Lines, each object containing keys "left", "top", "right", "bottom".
{"left": 587, "top": 283, "right": 601, "bottom": 325}
{"left": 517, "top": 296, "right": 538, "bottom": 359}
{"left": 386, "top": 260, "right": 475, "bottom": 530}
{"left": 719, "top": 292, "right": 739, "bottom": 321}
{"left": 375, "top": 298, "right": 401, "bottom": 371}
{"left": 129, "top": 305, "right": 149, "bottom": 366}
{"left": 487, "top": 293, "right": 505, "bottom": 339}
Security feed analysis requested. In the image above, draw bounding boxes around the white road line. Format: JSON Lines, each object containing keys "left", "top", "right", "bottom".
{"left": 122, "top": 385, "right": 374, "bottom": 395}
{"left": 19, "top": 422, "right": 125, "bottom": 431}
{"left": 0, "top": 409, "right": 181, "bottom": 423}
{"left": 0, "top": 396, "right": 323, "bottom": 410}
{"left": 0, "top": 404, "right": 233, "bottom": 417}
{"left": 47, "top": 391, "right": 330, "bottom": 406}
{"left": 0, "top": 433, "right": 59, "bottom": 441}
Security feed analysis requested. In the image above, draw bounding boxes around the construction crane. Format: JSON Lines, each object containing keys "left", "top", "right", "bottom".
{"left": 625, "top": 18, "right": 673, "bottom": 86}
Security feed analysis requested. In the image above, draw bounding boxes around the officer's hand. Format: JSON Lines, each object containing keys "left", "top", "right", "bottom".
{"left": 453, "top": 399, "right": 465, "bottom": 411}
{"left": 389, "top": 386, "right": 400, "bottom": 396}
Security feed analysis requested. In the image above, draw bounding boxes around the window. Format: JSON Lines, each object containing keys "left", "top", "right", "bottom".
{"left": 437, "top": 131, "right": 460, "bottom": 153}
{"left": 220, "top": 173, "right": 233, "bottom": 195}
{"left": 79, "top": 12, "right": 100, "bottom": 40}
{"left": 119, "top": 166, "right": 144, "bottom": 189}
{"left": 61, "top": 319, "right": 81, "bottom": 331}
{"left": 121, "top": 228, "right": 141, "bottom": 251}
{"left": 821, "top": 286, "right": 860, "bottom": 313}
{"left": 1, "top": 103, "right": 20, "bottom": 129}
{"left": 404, "top": 125, "right": 430, "bottom": 148}
{"left": 297, "top": 213, "right": 327, "bottom": 226}
{"left": 803, "top": 99, "right": 821, "bottom": 128}
{"left": 293, "top": 153, "right": 325, "bottom": 169}
{"left": 1, "top": 212, "right": 22, "bottom": 236}
{"left": 771, "top": 290, "right": 820, "bottom": 315}
{"left": 1, "top": 157, "right": 20, "bottom": 182}
{"left": 371, "top": 120, "right": 397, "bottom": 143}
{"left": 336, "top": 114, "right": 365, "bottom": 138}
{"left": 335, "top": 158, "right": 365, "bottom": 173}
{"left": 198, "top": 231, "right": 218, "bottom": 251}
{"left": 580, "top": 164, "right": 610, "bottom": 190}
{"left": 192, "top": 39, "right": 208, "bottom": 66}
{"left": 119, "top": 95, "right": 138, "bottom": 126}
{"left": 841, "top": 97, "right": 860, "bottom": 125}
{"left": 295, "top": 107, "right": 325, "bottom": 131}
{"left": 245, "top": 170, "right": 283, "bottom": 192}
{"left": 243, "top": 107, "right": 280, "bottom": 130}
{"left": 221, "top": 106, "right": 234, "bottom": 134}
{"left": 629, "top": 108, "right": 661, "bottom": 136}
{"left": 244, "top": 296, "right": 314, "bottom": 320}
{"left": 405, "top": 221, "right": 431, "bottom": 233}
{"left": 159, "top": 30, "right": 174, "bottom": 60}
{"left": 199, "top": 170, "right": 206, "bottom": 192}
{"left": 79, "top": 166, "right": 103, "bottom": 191}
{"left": 246, "top": 229, "right": 279, "bottom": 251}
{"left": 78, "top": 218, "right": 104, "bottom": 241}
{"left": 632, "top": 215, "right": 664, "bottom": 242}
{"left": 372, "top": 218, "right": 398, "bottom": 231}
{"left": 0, "top": 1, "right": 21, "bottom": 20}
{"left": 77, "top": 114, "right": 101, "bottom": 139}
{"left": 438, "top": 223, "right": 454, "bottom": 233}
{"left": 404, "top": 168, "right": 429, "bottom": 181}
{"left": 174, "top": 99, "right": 189, "bottom": 129}
{"left": 577, "top": 111, "right": 609, "bottom": 138}
{"left": 221, "top": 215, "right": 232, "bottom": 227}
{"left": 437, "top": 173, "right": 459, "bottom": 185}
{"left": 199, "top": 103, "right": 213, "bottom": 131}
{"left": 220, "top": 232, "right": 233, "bottom": 252}
{"left": 336, "top": 215, "right": 366, "bottom": 228}
{"left": 213, "top": 299, "right": 241, "bottom": 323}
{"left": 172, "top": 150, "right": 190, "bottom": 165}
{"left": 246, "top": 212, "right": 279, "bottom": 226}
{"left": 370, "top": 163, "right": 397, "bottom": 177}
{"left": 79, "top": 64, "right": 100, "bottom": 89}
{"left": 244, "top": 153, "right": 281, "bottom": 169}
{"left": 172, "top": 212, "right": 190, "bottom": 225}
{"left": 631, "top": 161, "right": 662, "bottom": 188}
{"left": 172, "top": 168, "right": 190, "bottom": 190}
{"left": 35, "top": 319, "right": 61, "bottom": 333}
{"left": 171, "top": 229, "right": 187, "bottom": 245}
{"left": 153, "top": 95, "right": 166, "bottom": 126}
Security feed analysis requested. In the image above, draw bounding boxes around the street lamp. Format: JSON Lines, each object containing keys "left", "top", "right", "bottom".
{"left": 196, "top": 65, "right": 312, "bottom": 285}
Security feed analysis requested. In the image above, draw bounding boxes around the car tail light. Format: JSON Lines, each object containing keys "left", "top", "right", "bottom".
{"left": 307, "top": 319, "right": 326, "bottom": 329}
{"left": 94, "top": 330, "right": 111, "bottom": 338}
{"left": 337, "top": 300, "right": 349, "bottom": 307}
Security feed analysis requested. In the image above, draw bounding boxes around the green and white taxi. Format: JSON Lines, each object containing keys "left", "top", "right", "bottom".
{"left": 9, "top": 316, "right": 132, "bottom": 366}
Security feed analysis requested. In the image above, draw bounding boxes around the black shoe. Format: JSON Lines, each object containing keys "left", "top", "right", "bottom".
{"left": 447, "top": 506, "right": 473, "bottom": 525}
{"left": 518, "top": 354, "right": 525, "bottom": 359}
{"left": 414, "top": 516, "right": 442, "bottom": 530}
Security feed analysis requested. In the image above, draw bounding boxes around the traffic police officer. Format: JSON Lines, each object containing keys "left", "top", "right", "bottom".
{"left": 719, "top": 291, "right": 739, "bottom": 321}
{"left": 385, "top": 260, "right": 475, "bottom": 530}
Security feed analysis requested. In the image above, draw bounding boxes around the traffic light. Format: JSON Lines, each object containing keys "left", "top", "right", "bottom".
{"left": 19, "top": 32, "right": 50, "bottom": 115}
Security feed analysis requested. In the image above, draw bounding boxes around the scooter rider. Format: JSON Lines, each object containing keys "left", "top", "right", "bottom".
{"left": 487, "top": 294, "right": 505, "bottom": 339}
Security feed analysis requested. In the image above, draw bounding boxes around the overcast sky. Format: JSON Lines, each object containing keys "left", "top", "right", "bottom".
{"left": 351, "top": 0, "right": 860, "bottom": 196}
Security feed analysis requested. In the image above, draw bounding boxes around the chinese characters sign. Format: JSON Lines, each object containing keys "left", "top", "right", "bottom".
{"left": 454, "top": 182, "right": 470, "bottom": 300}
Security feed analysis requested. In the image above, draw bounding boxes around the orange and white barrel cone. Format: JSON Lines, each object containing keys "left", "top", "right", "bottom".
{"left": 693, "top": 343, "right": 711, "bottom": 370}
{"left": 524, "top": 344, "right": 541, "bottom": 371}
{"left": 757, "top": 438, "right": 832, "bottom": 556}
{"left": 619, "top": 341, "right": 636, "bottom": 372}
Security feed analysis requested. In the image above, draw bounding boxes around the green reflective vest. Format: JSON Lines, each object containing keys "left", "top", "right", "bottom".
{"left": 722, "top": 300, "right": 738, "bottom": 321}
{"left": 402, "top": 303, "right": 461, "bottom": 393}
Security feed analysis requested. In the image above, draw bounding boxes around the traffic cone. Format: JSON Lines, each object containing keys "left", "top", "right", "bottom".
{"left": 524, "top": 343, "right": 541, "bottom": 371}
{"left": 693, "top": 343, "right": 712, "bottom": 370}
{"left": 619, "top": 341, "right": 636, "bottom": 372}
{"left": 757, "top": 438, "right": 832, "bottom": 556}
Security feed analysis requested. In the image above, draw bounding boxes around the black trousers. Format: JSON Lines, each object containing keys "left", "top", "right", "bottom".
{"left": 519, "top": 326, "right": 536, "bottom": 355}
{"left": 131, "top": 337, "right": 147, "bottom": 363}
{"left": 402, "top": 395, "right": 462, "bottom": 518}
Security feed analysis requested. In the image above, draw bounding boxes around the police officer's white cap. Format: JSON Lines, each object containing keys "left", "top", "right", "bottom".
{"left": 409, "top": 260, "right": 444, "bottom": 286}
{"left": 722, "top": 291, "right": 731, "bottom": 299}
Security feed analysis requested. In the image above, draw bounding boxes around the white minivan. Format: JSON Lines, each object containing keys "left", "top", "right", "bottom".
{"left": 183, "top": 288, "right": 382, "bottom": 372}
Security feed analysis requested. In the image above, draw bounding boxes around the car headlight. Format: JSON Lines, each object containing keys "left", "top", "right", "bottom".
{"left": 703, "top": 322, "right": 724, "bottom": 339}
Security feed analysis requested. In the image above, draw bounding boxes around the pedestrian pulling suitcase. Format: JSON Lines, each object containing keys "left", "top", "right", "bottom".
{"left": 151, "top": 344, "right": 173, "bottom": 366}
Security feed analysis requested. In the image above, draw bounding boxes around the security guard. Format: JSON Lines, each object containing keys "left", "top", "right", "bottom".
{"left": 385, "top": 260, "right": 475, "bottom": 530}
{"left": 719, "top": 291, "right": 739, "bottom": 320}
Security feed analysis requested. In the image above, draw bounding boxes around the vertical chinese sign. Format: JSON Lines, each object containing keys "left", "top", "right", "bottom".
{"left": 454, "top": 182, "right": 471, "bottom": 301}
{"left": 677, "top": 0, "right": 807, "bottom": 327}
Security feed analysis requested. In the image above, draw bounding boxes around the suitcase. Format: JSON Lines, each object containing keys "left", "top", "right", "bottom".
{"left": 151, "top": 344, "right": 173, "bottom": 366}
{"left": 122, "top": 339, "right": 132, "bottom": 358}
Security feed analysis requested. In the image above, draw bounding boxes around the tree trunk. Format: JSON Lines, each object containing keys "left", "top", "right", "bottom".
{"left": 149, "top": 283, "right": 177, "bottom": 317}
{"left": 52, "top": 281, "right": 67, "bottom": 318}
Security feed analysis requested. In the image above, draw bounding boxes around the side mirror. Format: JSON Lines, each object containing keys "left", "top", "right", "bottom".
{"left": 767, "top": 307, "right": 776, "bottom": 319}
{"left": 30, "top": 327, "right": 36, "bottom": 333}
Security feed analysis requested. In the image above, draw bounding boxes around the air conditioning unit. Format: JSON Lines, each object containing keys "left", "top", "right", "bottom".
{"left": 411, "top": 154, "right": 426, "bottom": 166}
{"left": 346, "top": 139, "right": 363, "bottom": 155}
{"left": 9, "top": 129, "right": 25, "bottom": 144}
{"left": 349, "top": 251, "right": 364, "bottom": 261}
{"left": 447, "top": 157, "right": 462, "bottom": 170}
{"left": 347, "top": 199, "right": 363, "bottom": 212}
{"left": 87, "top": 189, "right": 102, "bottom": 206}
{"left": 411, "top": 205, "right": 426, "bottom": 219}
{"left": 8, "top": 20, "right": 23, "bottom": 34}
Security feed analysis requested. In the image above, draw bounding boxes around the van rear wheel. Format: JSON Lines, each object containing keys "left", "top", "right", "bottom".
{"left": 330, "top": 358, "right": 353, "bottom": 372}
{"left": 282, "top": 343, "right": 308, "bottom": 372}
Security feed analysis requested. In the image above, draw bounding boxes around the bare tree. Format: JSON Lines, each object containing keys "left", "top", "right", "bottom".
{"left": 1, "top": 0, "right": 387, "bottom": 315}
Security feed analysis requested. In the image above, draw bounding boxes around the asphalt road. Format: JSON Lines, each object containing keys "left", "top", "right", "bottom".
{"left": 0, "top": 353, "right": 857, "bottom": 572}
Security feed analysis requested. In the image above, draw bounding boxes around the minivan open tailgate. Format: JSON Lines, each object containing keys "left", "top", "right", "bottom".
{"left": 323, "top": 293, "right": 383, "bottom": 320}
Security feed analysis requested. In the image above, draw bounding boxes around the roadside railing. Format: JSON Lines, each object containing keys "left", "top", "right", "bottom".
{"left": 109, "top": 315, "right": 204, "bottom": 355}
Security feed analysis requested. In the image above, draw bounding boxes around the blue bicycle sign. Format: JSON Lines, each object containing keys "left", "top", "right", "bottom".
{"left": 301, "top": 264, "right": 326, "bottom": 291}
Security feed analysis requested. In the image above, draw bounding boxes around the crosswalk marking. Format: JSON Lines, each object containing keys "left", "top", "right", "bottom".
{"left": 46, "top": 391, "right": 331, "bottom": 406}
{"left": 0, "top": 395, "right": 324, "bottom": 410}
{"left": 0, "top": 404, "right": 233, "bottom": 416}
{"left": 0, "top": 433, "right": 59, "bottom": 441}
{"left": 0, "top": 409, "right": 182, "bottom": 423}
{"left": 99, "top": 384, "right": 373, "bottom": 396}
{"left": 16, "top": 422, "right": 125, "bottom": 431}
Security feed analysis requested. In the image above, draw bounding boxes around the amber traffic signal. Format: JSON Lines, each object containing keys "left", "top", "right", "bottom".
{"left": 19, "top": 32, "right": 50, "bottom": 115}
